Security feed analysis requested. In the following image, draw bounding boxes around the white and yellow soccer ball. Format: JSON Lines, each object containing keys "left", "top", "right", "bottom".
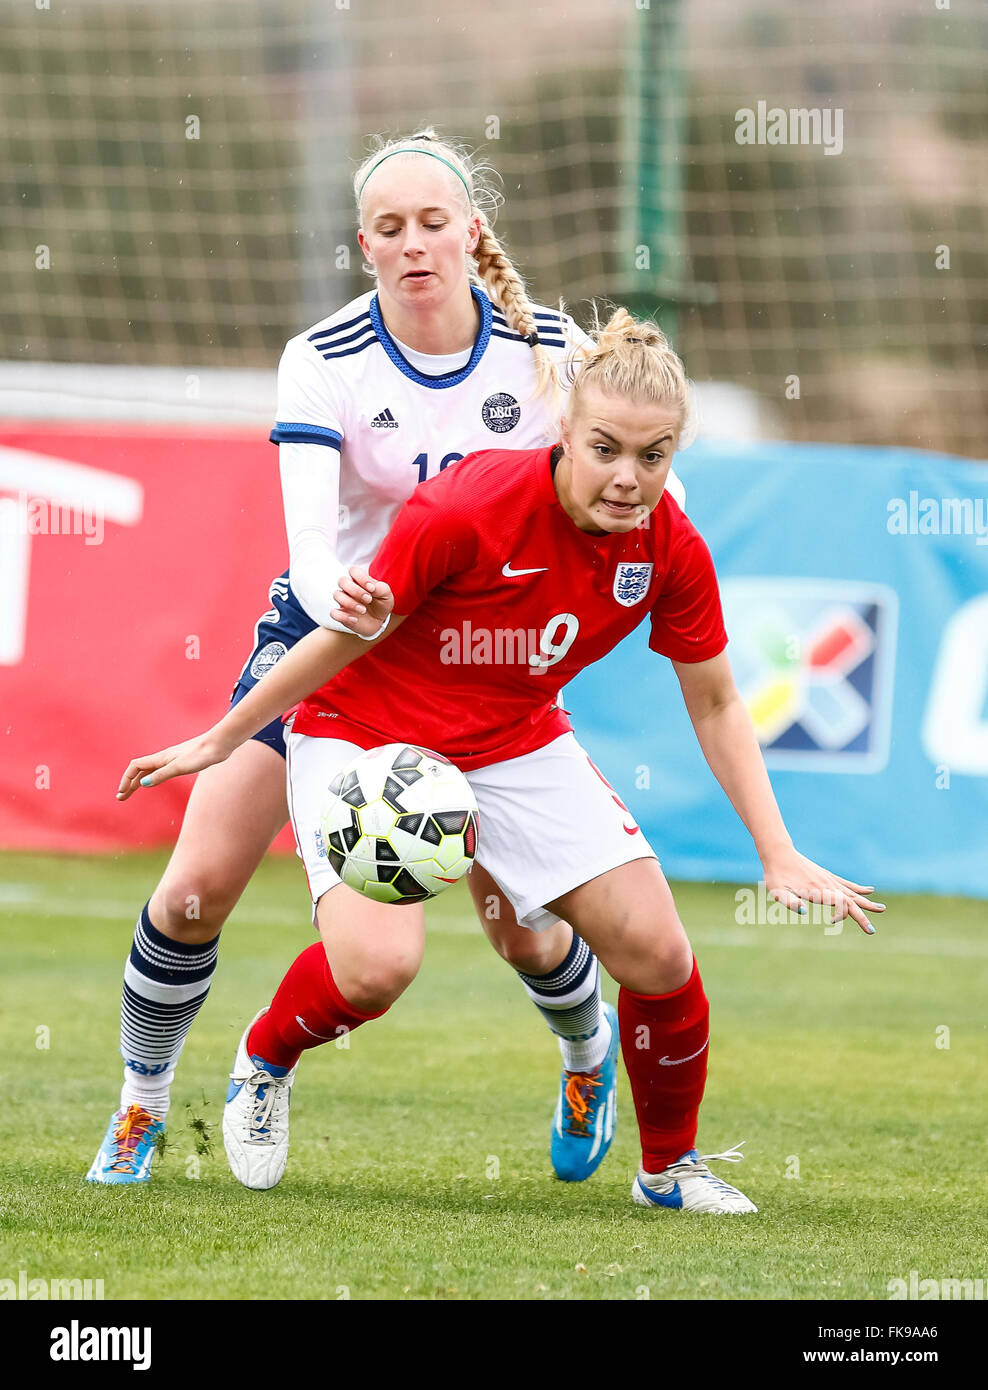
{"left": 318, "top": 744, "right": 479, "bottom": 904}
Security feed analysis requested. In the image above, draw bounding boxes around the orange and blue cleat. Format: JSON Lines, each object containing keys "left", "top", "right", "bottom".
{"left": 86, "top": 1104, "right": 165, "bottom": 1185}
{"left": 551, "top": 1001, "right": 618, "bottom": 1181}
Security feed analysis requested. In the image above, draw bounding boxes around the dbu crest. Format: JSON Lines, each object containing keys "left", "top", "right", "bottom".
{"left": 249, "top": 640, "right": 287, "bottom": 680}
{"left": 613, "top": 562, "right": 653, "bottom": 607}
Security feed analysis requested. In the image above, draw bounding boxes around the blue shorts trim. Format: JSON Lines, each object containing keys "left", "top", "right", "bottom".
{"left": 231, "top": 571, "right": 318, "bottom": 760}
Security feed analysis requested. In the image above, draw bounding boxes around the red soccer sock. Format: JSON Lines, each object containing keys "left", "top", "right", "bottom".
{"left": 618, "top": 956, "right": 710, "bottom": 1174}
{"left": 247, "top": 941, "right": 388, "bottom": 1069}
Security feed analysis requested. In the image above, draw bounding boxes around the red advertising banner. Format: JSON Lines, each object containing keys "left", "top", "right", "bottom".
{"left": 0, "top": 424, "right": 297, "bottom": 852}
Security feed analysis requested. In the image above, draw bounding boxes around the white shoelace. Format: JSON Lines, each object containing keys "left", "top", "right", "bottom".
{"left": 660, "top": 1141, "right": 747, "bottom": 1192}
{"left": 238, "top": 1068, "right": 289, "bottom": 1144}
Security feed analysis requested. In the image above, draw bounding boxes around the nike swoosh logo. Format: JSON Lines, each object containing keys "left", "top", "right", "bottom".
{"left": 295, "top": 1014, "right": 334, "bottom": 1040}
{"left": 502, "top": 563, "right": 549, "bottom": 577}
{"left": 622, "top": 824, "right": 640, "bottom": 836}
{"left": 659, "top": 1037, "right": 709, "bottom": 1066}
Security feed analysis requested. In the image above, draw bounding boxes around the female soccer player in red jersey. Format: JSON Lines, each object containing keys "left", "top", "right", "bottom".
{"left": 89, "top": 130, "right": 685, "bottom": 1184}
{"left": 118, "top": 309, "right": 884, "bottom": 1212}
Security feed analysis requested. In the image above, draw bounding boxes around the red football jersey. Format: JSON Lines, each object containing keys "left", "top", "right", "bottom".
{"left": 290, "top": 445, "right": 727, "bottom": 768}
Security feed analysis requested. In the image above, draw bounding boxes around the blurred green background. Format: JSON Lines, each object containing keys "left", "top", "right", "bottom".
{"left": 1, "top": 0, "right": 985, "bottom": 453}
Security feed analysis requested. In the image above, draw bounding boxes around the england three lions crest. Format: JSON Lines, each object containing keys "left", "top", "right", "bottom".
{"left": 613, "top": 562, "right": 653, "bottom": 607}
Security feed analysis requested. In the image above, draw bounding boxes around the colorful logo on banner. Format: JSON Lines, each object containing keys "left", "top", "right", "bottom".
{"left": 721, "top": 579, "right": 898, "bottom": 772}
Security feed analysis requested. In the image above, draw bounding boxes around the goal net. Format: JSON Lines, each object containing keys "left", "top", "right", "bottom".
{"left": 1, "top": 0, "right": 984, "bottom": 455}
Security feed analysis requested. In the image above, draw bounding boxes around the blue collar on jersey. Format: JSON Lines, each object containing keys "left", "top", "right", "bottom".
{"left": 368, "top": 284, "right": 493, "bottom": 390}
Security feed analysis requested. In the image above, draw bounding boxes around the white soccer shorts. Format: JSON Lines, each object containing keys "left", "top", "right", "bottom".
{"left": 285, "top": 727, "right": 657, "bottom": 931}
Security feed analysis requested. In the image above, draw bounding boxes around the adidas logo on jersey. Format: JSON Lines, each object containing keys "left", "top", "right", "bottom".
{"left": 370, "top": 408, "right": 399, "bottom": 429}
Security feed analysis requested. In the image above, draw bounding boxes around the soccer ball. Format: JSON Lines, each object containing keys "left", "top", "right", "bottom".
{"left": 318, "top": 743, "right": 479, "bottom": 905}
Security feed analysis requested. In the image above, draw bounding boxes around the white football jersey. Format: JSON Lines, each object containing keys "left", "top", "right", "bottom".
{"left": 272, "top": 285, "right": 686, "bottom": 630}
{"left": 273, "top": 285, "right": 594, "bottom": 566}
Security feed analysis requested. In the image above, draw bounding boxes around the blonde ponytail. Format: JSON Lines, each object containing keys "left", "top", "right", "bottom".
{"left": 472, "top": 209, "right": 561, "bottom": 409}
{"left": 568, "top": 305, "right": 697, "bottom": 446}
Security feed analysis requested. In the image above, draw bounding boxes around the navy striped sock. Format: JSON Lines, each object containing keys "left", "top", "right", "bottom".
{"left": 118, "top": 904, "right": 219, "bottom": 1119}
{"left": 517, "top": 931, "right": 610, "bottom": 1072}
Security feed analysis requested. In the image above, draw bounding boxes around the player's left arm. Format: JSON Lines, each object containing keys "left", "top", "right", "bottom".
{"left": 118, "top": 471, "right": 474, "bottom": 801}
{"left": 671, "top": 651, "right": 885, "bottom": 934}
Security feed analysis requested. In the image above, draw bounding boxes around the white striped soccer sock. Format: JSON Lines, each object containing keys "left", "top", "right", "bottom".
{"left": 118, "top": 904, "right": 219, "bottom": 1121}
{"left": 517, "top": 931, "right": 611, "bottom": 1072}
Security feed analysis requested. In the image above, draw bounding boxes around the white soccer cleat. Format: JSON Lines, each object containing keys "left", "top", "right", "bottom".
{"left": 223, "top": 1008, "right": 297, "bottom": 1191}
{"left": 632, "top": 1141, "right": 758, "bottom": 1214}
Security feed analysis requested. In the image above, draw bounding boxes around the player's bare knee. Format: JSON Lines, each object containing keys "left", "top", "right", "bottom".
{"left": 480, "top": 904, "right": 567, "bottom": 971}
{"left": 647, "top": 933, "right": 694, "bottom": 992}
{"left": 494, "top": 923, "right": 570, "bottom": 974}
{"left": 337, "top": 948, "right": 421, "bottom": 1013}
{"left": 153, "top": 875, "right": 235, "bottom": 941}
{"left": 624, "top": 934, "right": 691, "bottom": 994}
{"left": 483, "top": 918, "right": 524, "bottom": 961}
{"left": 602, "top": 914, "right": 692, "bottom": 994}
{"left": 494, "top": 939, "right": 543, "bottom": 973}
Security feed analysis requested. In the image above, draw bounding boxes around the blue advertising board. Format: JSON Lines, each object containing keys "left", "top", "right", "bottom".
{"left": 565, "top": 442, "right": 988, "bottom": 898}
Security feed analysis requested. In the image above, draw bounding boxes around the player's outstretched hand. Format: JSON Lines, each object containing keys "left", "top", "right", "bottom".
{"left": 116, "top": 730, "right": 233, "bottom": 802}
{"left": 330, "top": 565, "right": 395, "bottom": 638}
{"left": 761, "top": 846, "right": 886, "bottom": 935}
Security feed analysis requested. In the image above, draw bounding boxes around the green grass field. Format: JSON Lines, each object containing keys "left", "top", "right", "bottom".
{"left": 1, "top": 848, "right": 985, "bottom": 1301}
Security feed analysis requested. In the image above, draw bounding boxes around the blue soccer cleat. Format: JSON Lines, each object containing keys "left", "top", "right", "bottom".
{"left": 86, "top": 1104, "right": 165, "bottom": 1185}
{"left": 551, "top": 1001, "right": 619, "bottom": 1181}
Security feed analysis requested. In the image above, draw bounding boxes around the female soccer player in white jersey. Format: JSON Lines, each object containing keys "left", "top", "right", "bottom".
{"left": 88, "top": 131, "right": 687, "bottom": 1185}
{"left": 118, "top": 310, "right": 884, "bottom": 1211}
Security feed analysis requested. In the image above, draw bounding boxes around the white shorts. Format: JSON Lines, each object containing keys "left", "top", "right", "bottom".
{"left": 285, "top": 728, "right": 657, "bottom": 932}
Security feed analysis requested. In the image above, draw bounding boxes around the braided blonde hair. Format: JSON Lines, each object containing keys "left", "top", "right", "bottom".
{"left": 567, "top": 304, "right": 697, "bottom": 447}
{"left": 354, "top": 128, "right": 561, "bottom": 407}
